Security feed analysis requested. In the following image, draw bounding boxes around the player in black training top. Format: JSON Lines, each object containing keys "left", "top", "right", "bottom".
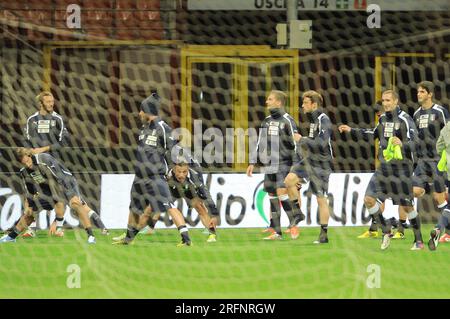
{"left": 340, "top": 90, "right": 424, "bottom": 251}
{"left": 246, "top": 90, "right": 304, "bottom": 240}
{"left": 413, "top": 81, "right": 450, "bottom": 250}
{"left": 1, "top": 148, "right": 100, "bottom": 244}
{"left": 112, "top": 93, "right": 192, "bottom": 246}
{"left": 288, "top": 90, "right": 333, "bottom": 244}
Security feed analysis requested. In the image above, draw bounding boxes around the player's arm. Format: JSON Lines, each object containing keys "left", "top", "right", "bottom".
{"left": 436, "top": 123, "right": 450, "bottom": 154}
{"left": 394, "top": 117, "right": 417, "bottom": 152}
{"left": 23, "top": 116, "right": 35, "bottom": 149}
{"left": 248, "top": 120, "right": 267, "bottom": 176}
{"left": 52, "top": 116, "right": 69, "bottom": 150}
{"left": 298, "top": 116, "right": 332, "bottom": 149}
{"left": 284, "top": 115, "right": 300, "bottom": 151}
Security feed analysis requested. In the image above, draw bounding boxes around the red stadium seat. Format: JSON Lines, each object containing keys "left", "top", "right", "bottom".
{"left": 136, "top": 0, "right": 160, "bottom": 10}
{"left": 0, "top": 0, "right": 53, "bottom": 10}
{"left": 138, "top": 29, "right": 163, "bottom": 40}
{"left": 82, "top": 0, "right": 113, "bottom": 9}
{"left": 84, "top": 10, "right": 114, "bottom": 28}
{"left": 133, "top": 10, "right": 161, "bottom": 22}
{"left": 115, "top": 0, "right": 136, "bottom": 10}
{"left": 114, "top": 29, "right": 138, "bottom": 40}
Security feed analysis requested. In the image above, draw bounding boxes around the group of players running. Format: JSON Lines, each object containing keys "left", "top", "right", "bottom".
{"left": 1, "top": 82, "right": 450, "bottom": 251}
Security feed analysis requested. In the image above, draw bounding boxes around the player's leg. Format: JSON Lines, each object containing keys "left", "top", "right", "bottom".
{"left": 48, "top": 201, "right": 66, "bottom": 237}
{"left": 167, "top": 207, "right": 192, "bottom": 246}
{"left": 192, "top": 198, "right": 216, "bottom": 242}
{"left": 309, "top": 167, "right": 331, "bottom": 244}
{"left": 364, "top": 170, "right": 392, "bottom": 250}
{"left": 397, "top": 165, "right": 423, "bottom": 250}
{"left": 428, "top": 176, "right": 450, "bottom": 249}
{"left": 358, "top": 202, "right": 384, "bottom": 239}
{"left": 69, "top": 196, "right": 96, "bottom": 244}
{"left": 1, "top": 207, "right": 35, "bottom": 243}
{"left": 84, "top": 204, "right": 109, "bottom": 235}
{"left": 263, "top": 174, "right": 282, "bottom": 240}
{"left": 140, "top": 209, "right": 160, "bottom": 235}
{"left": 402, "top": 204, "right": 424, "bottom": 250}
{"left": 277, "top": 187, "right": 301, "bottom": 239}
{"left": 154, "top": 176, "right": 192, "bottom": 246}
{"left": 284, "top": 169, "right": 306, "bottom": 225}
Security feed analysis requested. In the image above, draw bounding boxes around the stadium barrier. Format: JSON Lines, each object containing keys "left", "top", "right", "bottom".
{"left": 99, "top": 172, "right": 412, "bottom": 229}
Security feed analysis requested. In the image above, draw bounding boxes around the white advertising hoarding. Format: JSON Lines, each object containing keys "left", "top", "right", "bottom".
{"left": 100, "top": 172, "right": 407, "bottom": 229}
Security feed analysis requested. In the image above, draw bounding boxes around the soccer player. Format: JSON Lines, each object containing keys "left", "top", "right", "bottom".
{"left": 430, "top": 120, "right": 450, "bottom": 249}
{"left": 339, "top": 89, "right": 424, "bottom": 250}
{"left": 0, "top": 148, "right": 98, "bottom": 244}
{"left": 112, "top": 93, "right": 192, "bottom": 246}
{"left": 246, "top": 90, "right": 304, "bottom": 240}
{"left": 286, "top": 90, "right": 333, "bottom": 244}
{"left": 167, "top": 161, "right": 219, "bottom": 242}
{"left": 411, "top": 81, "right": 449, "bottom": 250}
{"left": 19, "top": 91, "right": 108, "bottom": 237}
{"left": 347, "top": 101, "right": 409, "bottom": 239}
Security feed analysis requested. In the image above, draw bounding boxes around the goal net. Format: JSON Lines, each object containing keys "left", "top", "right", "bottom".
{"left": 0, "top": 2, "right": 449, "bottom": 299}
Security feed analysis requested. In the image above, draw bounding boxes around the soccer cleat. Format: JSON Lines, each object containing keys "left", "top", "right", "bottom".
{"left": 261, "top": 227, "right": 276, "bottom": 234}
{"left": 439, "top": 233, "right": 450, "bottom": 243}
{"left": 22, "top": 229, "right": 36, "bottom": 238}
{"left": 290, "top": 226, "right": 300, "bottom": 240}
{"left": 313, "top": 236, "right": 329, "bottom": 244}
{"left": 284, "top": 228, "right": 291, "bottom": 234}
{"left": 177, "top": 240, "right": 192, "bottom": 247}
{"left": 357, "top": 230, "right": 379, "bottom": 239}
{"left": 87, "top": 236, "right": 96, "bottom": 244}
{"left": 112, "top": 238, "right": 134, "bottom": 245}
{"left": 380, "top": 233, "right": 391, "bottom": 250}
{"left": 101, "top": 228, "right": 109, "bottom": 235}
{"left": 411, "top": 241, "right": 424, "bottom": 251}
{"left": 392, "top": 231, "right": 405, "bottom": 239}
{"left": 112, "top": 233, "right": 126, "bottom": 241}
{"left": 292, "top": 212, "right": 306, "bottom": 226}
{"left": 206, "top": 234, "right": 217, "bottom": 243}
{"left": 55, "top": 228, "right": 65, "bottom": 237}
{"left": 428, "top": 228, "right": 440, "bottom": 251}
{"left": 139, "top": 226, "right": 155, "bottom": 235}
{"left": 263, "top": 233, "right": 282, "bottom": 240}
{"left": 0, "top": 234, "right": 16, "bottom": 243}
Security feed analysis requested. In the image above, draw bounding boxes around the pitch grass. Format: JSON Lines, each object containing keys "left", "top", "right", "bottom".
{"left": 0, "top": 225, "right": 448, "bottom": 299}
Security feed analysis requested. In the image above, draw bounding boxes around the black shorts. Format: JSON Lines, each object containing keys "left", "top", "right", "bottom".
{"left": 365, "top": 164, "right": 414, "bottom": 206}
{"left": 262, "top": 165, "right": 291, "bottom": 194}
{"left": 305, "top": 165, "right": 331, "bottom": 197}
{"left": 289, "top": 160, "right": 309, "bottom": 183}
{"left": 60, "top": 177, "right": 83, "bottom": 201}
{"left": 412, "top": 160, "right": 447, "bottom": 193}
{"left": 27, "top": 197, "right": 55, "bottom": 212}
{"left": 130, "top": 176, "right": 173, "bottom": 214}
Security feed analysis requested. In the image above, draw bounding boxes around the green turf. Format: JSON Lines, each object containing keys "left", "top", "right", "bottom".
{"left": 0, "top": 225, "right": 448, "bottom": 299}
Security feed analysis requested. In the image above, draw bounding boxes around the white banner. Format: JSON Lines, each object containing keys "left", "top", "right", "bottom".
{"left": 99, "top": 172, "right": 409, "bottom": 229}
{"left": 188, "top": 0, "right": 449, "bottom": 11}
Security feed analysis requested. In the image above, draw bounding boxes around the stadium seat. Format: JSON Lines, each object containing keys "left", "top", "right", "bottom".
{"left": 115, "top": 29, "right": 138, "bottom": 40}
{"left": 134, "top": 10, "right": 161, "bottom": 22}
{"left": 87, "top": 29, "right": 112, "bottom": 40}
{"left": 82, "top": 0, "right": 113, "bottom": 9}
{"left": 136, "top": 0, "right": 160, "bottom": 10}
{"left": 115, "top": 0, "right": 136, "bottom": 10}
{"left": 138, "top": 29, "right": 163, "bottom": 40}
{"left": 84, "top": 10, "right": 114, "bottom": 28}
{"left": 1, "top": 0, "right": 53, "bottom": 10}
